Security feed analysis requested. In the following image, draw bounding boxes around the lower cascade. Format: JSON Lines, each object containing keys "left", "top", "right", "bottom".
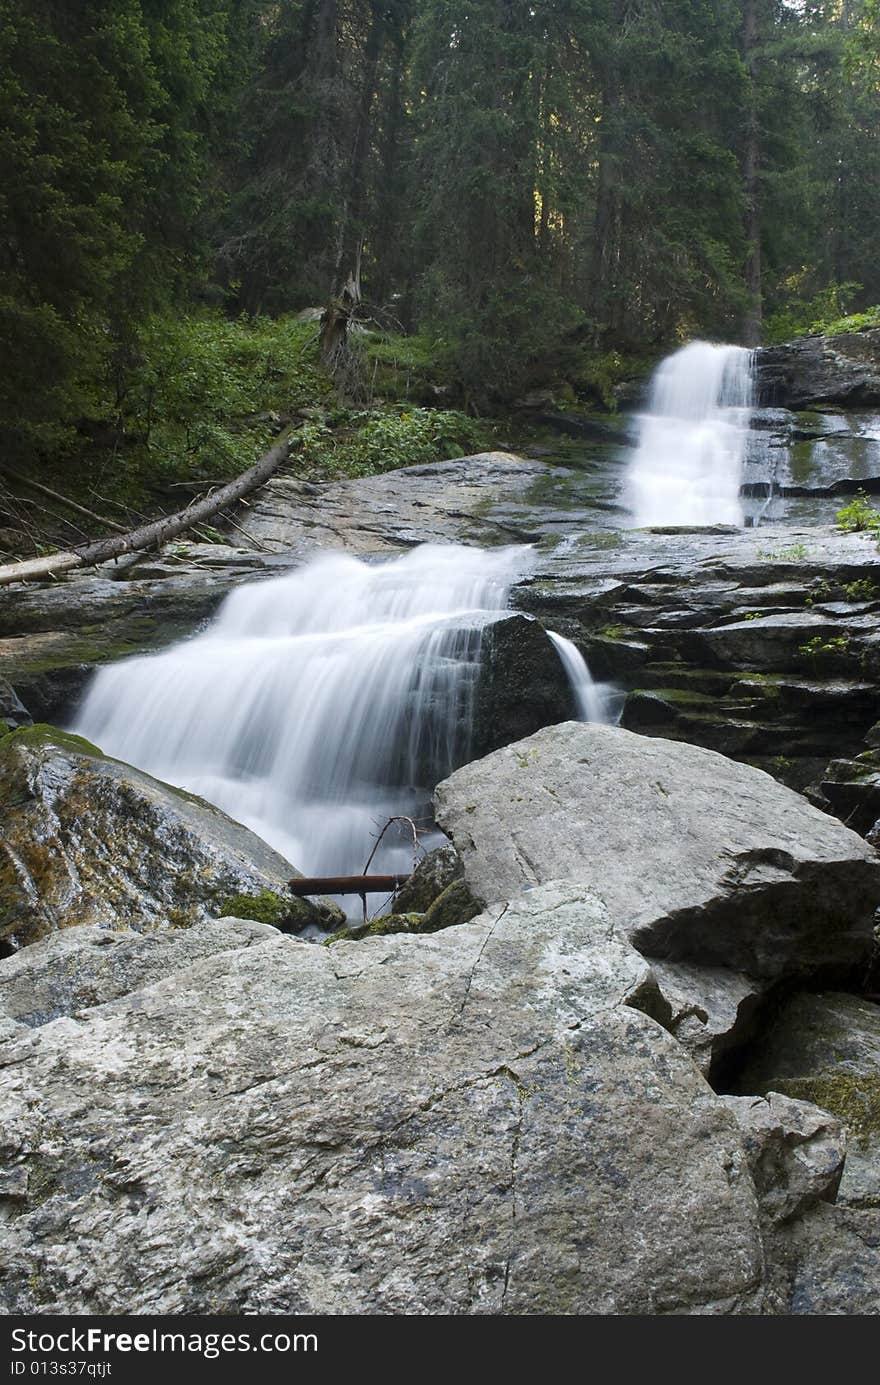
{"left": 627, "top": 340, "right": 755, "bottom": 527}
{"left": 73, "top": 543, "right": 604, "bottom": 881}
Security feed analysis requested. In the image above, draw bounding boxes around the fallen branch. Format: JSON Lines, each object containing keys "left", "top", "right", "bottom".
{"left": 0, "top": 432, "right": 292, "bottom": 587}
{"left": 0, "top": 465, "right": 127, "bottom": 533}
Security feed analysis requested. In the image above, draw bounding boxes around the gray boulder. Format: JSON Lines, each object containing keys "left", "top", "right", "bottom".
{"left": 0, "top": 882, "right": 767, "bottom": 1315}
{"left": 433, "top": 721, "right": 880, "bottom": 979}
{"left": 734, "top": 991, "right": 880, "bottom": 1210}
{"left": 471, "top": 614, "right": 576, "bottom": 761}
{"left": 721, "top": 1093, "right": 845, "bottom": 1226}
{"left": 0, "top": 918, "right": 277, "bottom": 1028}
{"left": 0, "top": 725, "right": 341, "bottom": 949}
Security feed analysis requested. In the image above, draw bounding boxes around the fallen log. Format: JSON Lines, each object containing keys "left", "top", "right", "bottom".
{"left": 0, "top": 465, "right": 128, "bottom": 533}
{"left": 0, "top": 432, "right": 292, "bottom": 587}
{"left": 288, "top": 873, "right": 411, "bottom": 896}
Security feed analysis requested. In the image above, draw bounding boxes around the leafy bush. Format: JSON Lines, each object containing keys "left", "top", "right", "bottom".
{"left": 764, "top": 280, "right": 880, "bottom": 345}
{"left": 303, "top": 408, "right": 492, "bottom": 478}
{"left": 836, "top": 491, "right": 880, "bottom": 534}
{"left": 798, "top": 635, "right": 850, "bottom": 660}
{"left": 112, "top": 312, "right": 330, "bottom": 482}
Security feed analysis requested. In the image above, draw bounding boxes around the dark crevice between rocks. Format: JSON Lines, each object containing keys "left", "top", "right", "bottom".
{"left": 707, "top": 962, "right": 880, "bottom": 1100}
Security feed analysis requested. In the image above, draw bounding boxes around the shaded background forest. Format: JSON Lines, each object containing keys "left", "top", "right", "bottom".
{"left": 1, "top": 0, "right": 879, "bottom": 528}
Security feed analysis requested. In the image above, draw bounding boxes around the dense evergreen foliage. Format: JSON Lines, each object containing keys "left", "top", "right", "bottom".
{"left": 1, "top": 0, "right": 878, "bottom": 484}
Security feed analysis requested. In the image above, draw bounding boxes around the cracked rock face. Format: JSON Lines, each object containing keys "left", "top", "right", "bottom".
{"left": 0, "top": 882, "right": 766, "bottom": 1315}
{"left": 434, "top": 721, "right": 880, "bottom": 979}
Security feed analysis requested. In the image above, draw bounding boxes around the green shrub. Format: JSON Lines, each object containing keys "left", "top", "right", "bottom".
{"left": 836, "top": 491, "right": 880, "bottom": 534}
{"left": 303, "top": 407, "right": 492, "bottom": 478}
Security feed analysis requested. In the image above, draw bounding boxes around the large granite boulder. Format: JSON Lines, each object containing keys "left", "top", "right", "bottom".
{"left": 433, "top": 722, "right": 880, "bottom": 979}
{"left": 0, "top": 882, "right": 769, "bottom": 1315}
{"left": 0, "top": 725, "right": 340, "bottom": 949}
{"left": 0, "top": 917, "right": 277, "bottom": 1030}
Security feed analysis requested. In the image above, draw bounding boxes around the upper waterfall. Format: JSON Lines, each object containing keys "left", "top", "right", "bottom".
{"left": 626, "top": 340, "right": 755, "bottom": 527}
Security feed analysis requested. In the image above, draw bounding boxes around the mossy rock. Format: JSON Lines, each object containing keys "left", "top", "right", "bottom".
{"left": 769, "top": 1074, "right": 880, "bottom": 1146}
{"left": 217, "top": 888, "right": 329, "bottom": 932}
{"left": 0, "top": 724, "right": 341, "bottom": 946}
{"left": 392, "top": 844, "right": 462, "bottom": 914}
{"left": 324, "top": 880, "right": 483, "bottom": 946}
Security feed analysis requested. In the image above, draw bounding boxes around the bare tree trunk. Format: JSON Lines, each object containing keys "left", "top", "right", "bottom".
{"left": 589, "top": 0, "right": 624, "bottom": 344}
{"left": 335, "top": 2, "right": 385, "bottom": 292}
{"left": 0, "top": 433, "right": 292, "bottom": 587}
{"left": 742, "top": 0, "right": 762, "bottom": 348}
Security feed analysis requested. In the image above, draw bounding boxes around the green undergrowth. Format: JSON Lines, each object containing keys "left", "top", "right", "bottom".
{"left": 16, "top": 313, "right": 500, "bottom": 530}
{"left": 764, "top": 280, "right": 880, "bottom": 346}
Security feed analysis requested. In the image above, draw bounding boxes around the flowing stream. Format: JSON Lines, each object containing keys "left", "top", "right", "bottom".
{"left": 74, "top": 543, "right": 603, "bottom": 883}
{"left": 627, "top": 340, "right": 755, "bottom": 527}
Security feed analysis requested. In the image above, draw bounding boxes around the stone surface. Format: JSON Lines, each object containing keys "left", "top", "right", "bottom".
{"left": 237, "top": 453, "right": 548, "bottom": 553}
{"left": 471, "top": 613, "right": 576, "bottom": 760}
{"left": 0, "top": 918, "right": 277, "bottom": 1028}
{"left": 0, "top": 678, "right": 32, "bottom": 730}
{"left": 0, "top": 882, "right": 767, "bottom": 1315}
{"left": 651, "top": 960, "right": 762, "bottom": 1077}
{"left": 734, "top": 991, "right": 880, "bottom": 1210}
{"left": 758, "top": 328, "right": 880, "bottom": 409}
{"left": 0, "top": 725, "right": 341, "bottom": 948}
{"left": 434, "top": 721, "right": 880, "bottom": 978}
{"left": 516, "top": 524, "right": 880, "bottom": 795}
{"left": 812, "top": 750, "right": 880, "bottom": 837}
{"left": 721, "top": 1093, "right": 845, "bottom": 1226}
{"left": 775, "top": 1205, "right": 880, "bottom": 1314}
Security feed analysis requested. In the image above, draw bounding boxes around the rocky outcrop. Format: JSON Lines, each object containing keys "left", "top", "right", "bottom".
{"left": 0, "top": 725, "right": 341, "bottom": 949}
{"left": 516, "top": 523, "right": 880, "bottom": 793}
{"left": 236, "top": 453, "right": 548, "bottom": 553}
{"left": 434, "top": 721, "right": 880, "bottom": 980}
{"left": 733, "top": 991, "right": 880, "bottom": 1211}
{"left": 0, "top": 883, "right": 769, "bottom": 1315}
{"left": 758, "top": 328, "right": 880, "bottom": 409}
{"left": 0, "top": 545, "right": 285, "bottom": 723}
{"left": 471, "top": 613, "right": 576, "bottom": 760}
{"left": 0, "top": 677, "right": 31, "bottom": 730}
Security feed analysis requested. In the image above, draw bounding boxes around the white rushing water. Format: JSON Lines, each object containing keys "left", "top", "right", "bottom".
{"left": 74, "top": 543, "right": 608, "bottom": 886}
{"left": 548, "top": 631, "right": 617, "bottom": 725}
{"left": 627, "top": 340, "right": 754, "bottom": 527}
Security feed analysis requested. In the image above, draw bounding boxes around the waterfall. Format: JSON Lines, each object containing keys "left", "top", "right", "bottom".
{"left": 627, "top": 341, "right": 754, "bottom": 527}
{"left": 547, "top": 632, "right": 613, "bottom": 724}
{"left": 73, "top": 544, "right": 538, "bottom": 881}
